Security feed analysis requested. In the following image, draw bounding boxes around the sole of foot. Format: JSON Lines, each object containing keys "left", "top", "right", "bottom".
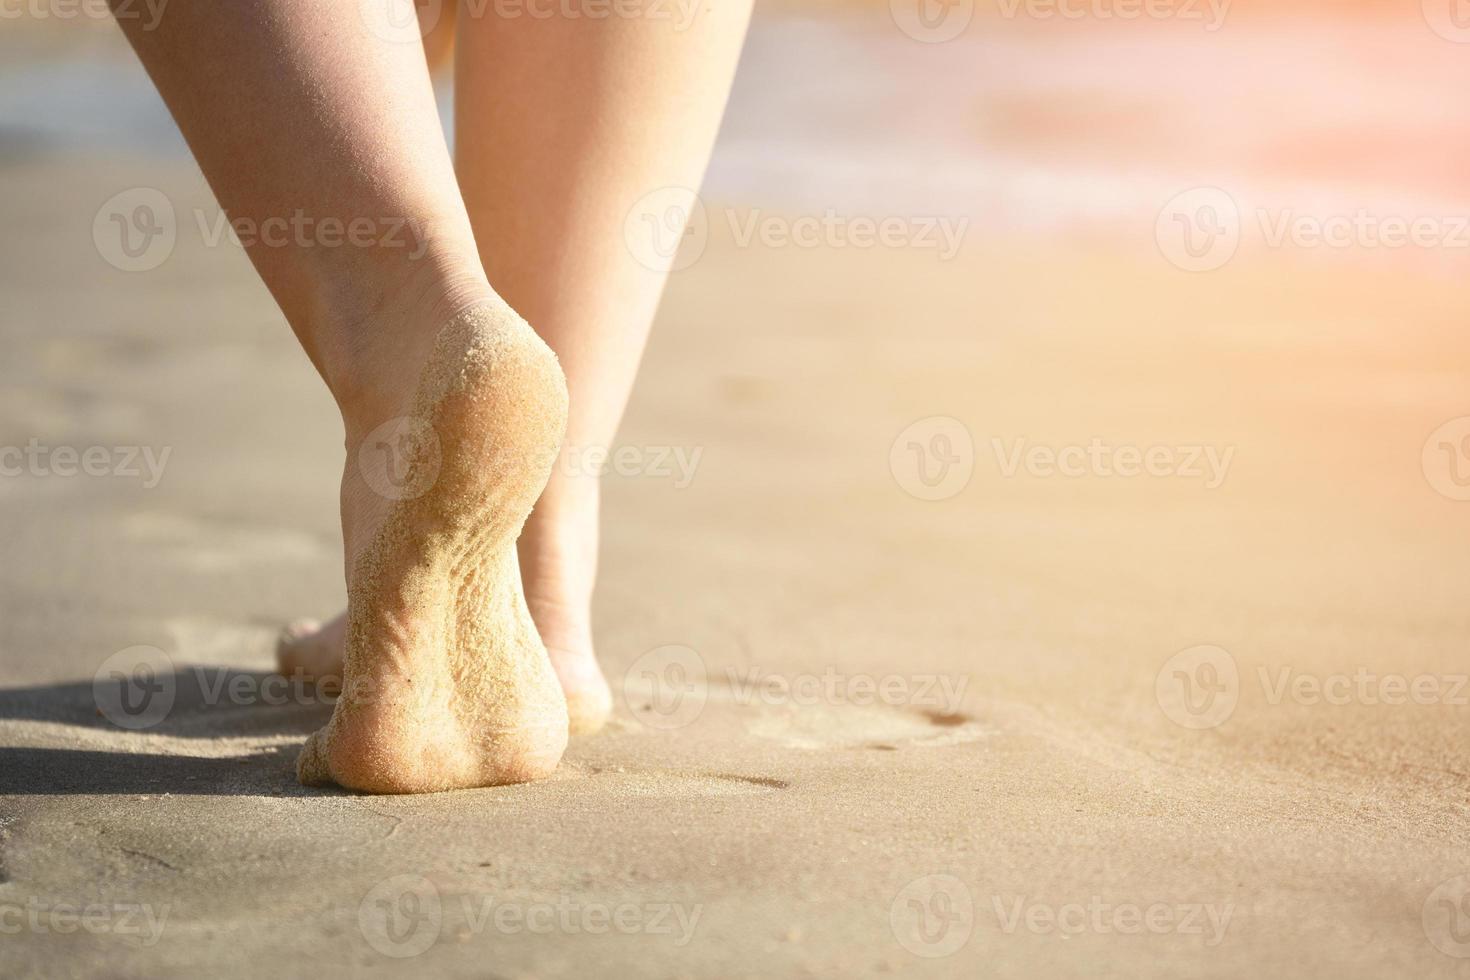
{"left": 295, "top": 302, "right": 570, "bottom": 794}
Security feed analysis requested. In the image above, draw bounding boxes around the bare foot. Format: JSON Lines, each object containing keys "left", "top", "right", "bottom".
{"left": 295, "top": 301, "right": 569, "bottom": 793}
{"left": 278, "top": 470, "right": 612, "bottom": 735}
{"left": 518, "top": 484, "right": 613, "bottom": 735}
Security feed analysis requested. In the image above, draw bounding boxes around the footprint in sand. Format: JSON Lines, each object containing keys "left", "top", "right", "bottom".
{"left": 622, "top": 665, "right": 990, "bottom": 751}
{"left": 737, "top": 701, "right": 989, "bottom": 751}
{"left": 563, "top": 765, "right": 788, "bottom": 797}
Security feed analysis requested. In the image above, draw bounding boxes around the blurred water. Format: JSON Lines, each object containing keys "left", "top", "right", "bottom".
{"left": 0, "top": 52, "right": 187, "bottom": 157}
{"left": 4, "top": 13, "right": 1470, "bottom": 235}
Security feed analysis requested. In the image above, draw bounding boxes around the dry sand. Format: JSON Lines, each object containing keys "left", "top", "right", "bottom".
{"left": 4, "top": 7, "right": 1470, "bottom": 979}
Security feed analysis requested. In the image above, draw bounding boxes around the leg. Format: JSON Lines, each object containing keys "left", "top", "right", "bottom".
{"left": 457, "top": 0, "right": 753, "bottom": 732}
{"left": 112, "top": 0, "right": 569, "bottom": 792}
{"left": 281, "top": 0, "right": 754, "bottom": 734}
{"left": 422, "top": 0, "right": 458, "bottom": 72}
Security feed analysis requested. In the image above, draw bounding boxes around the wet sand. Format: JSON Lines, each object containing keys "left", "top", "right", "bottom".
{"left": 3, "top": 6, "right": 1470, "bottom": 978}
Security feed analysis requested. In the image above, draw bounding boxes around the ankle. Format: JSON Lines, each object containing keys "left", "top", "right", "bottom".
{"left": 520, "top": 483, "right": 599, "bottom": 607}
{"left": 307, "top": 245, "right": 499, "bottom": 432}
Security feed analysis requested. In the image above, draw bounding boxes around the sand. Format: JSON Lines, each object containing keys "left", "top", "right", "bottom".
{"left": 4, "top": 6, "right": 1470, "bottom": 979}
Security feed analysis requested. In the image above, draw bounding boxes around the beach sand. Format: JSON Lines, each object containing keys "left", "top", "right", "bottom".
{"left": 3, "top": 5, "right": 1470, "bottom": 978}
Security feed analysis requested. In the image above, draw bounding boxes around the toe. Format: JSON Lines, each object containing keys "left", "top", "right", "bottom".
{"left": 276, "top": 618, "right": 321, "bottom": 665}
{"left": 566, "top": 679, "right": 613, "bottom": 735}
{"left": 296, "top": 729, "right": 334, "bottom": 787}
